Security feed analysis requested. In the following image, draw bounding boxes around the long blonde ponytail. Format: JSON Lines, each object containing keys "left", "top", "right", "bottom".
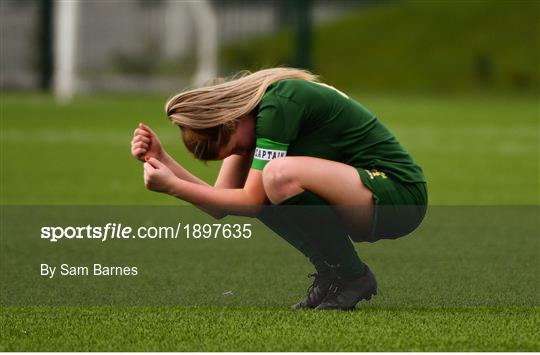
{"left": 165, "top": 67, "right": 319, "bottom": 160}
{"left": 166, "top": 67, "right": 318, "bottom": 129}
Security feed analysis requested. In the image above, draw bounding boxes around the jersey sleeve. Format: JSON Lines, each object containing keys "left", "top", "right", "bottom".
{"left": 251, "top": 93, "right": 303, "bottom": 170}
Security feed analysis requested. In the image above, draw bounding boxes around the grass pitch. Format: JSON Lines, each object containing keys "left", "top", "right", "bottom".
{"left": 1, "top": 93, "right": 538, "bottom": 351}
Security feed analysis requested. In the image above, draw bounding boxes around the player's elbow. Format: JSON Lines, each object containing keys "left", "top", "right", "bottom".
{"left": 228, "top": 192, "right": 266, "bottom": 218}
{"left": 201, "top": 206, "right": 228, "bottom": 220}
{"left": 211, "top": 211, "right": 227, "bottom": 220}
{"left": 241, "top": 204, "right": 264, "bottom": 218}
{"left": 243, "top": 190, "right": 268, "bottom": 217}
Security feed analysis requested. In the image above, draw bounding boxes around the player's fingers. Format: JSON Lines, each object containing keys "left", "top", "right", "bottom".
{"left": 133, "top": 146, "right": 146, "bottom": 153}
{"left": 131, "top": 135, "right": 150, "bottom": 147}
{"left": 140, "top": 123, "right": 158, "bottom": 138}
{"left": 133, "top": 141, "right": 149, "bottom": 150}
{"left": 145, "top": 156, "right": 164, "bottom": 168}
{"left": 133, "top": 135, "right": 151, "bottom": 144}
{"left": 134, "top": 128, "right": 151, "bottom": 138}
{"left": 133, "top": 148, "right": 147, "bottom": 157}
{"left": 143, "top": 162, "right": 155, "bottom": 172}
{"left": 145, "top": 156, "right": 157, "bottom": 168}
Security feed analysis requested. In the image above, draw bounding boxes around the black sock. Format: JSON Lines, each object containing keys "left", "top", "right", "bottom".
{"left": 279, "top": 190, "right": 367, "bottom": 280}
{"left": 257, "top": 206, "right": 332, "bottom": 273}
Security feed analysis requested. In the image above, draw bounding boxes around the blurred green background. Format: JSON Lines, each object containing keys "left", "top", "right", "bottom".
{"left": 1, "top": 1, "right": 538, "bottom": 205}
{"left": 223, "top": 1, "right": 539, "bottom": 94}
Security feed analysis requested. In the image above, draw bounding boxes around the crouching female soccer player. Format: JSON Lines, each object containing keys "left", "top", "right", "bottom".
{"left": 130, "top": 68, "right": 427, "bottom": 310}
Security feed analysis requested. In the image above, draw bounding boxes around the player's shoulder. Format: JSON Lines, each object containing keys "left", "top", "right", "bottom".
{"left": 258, "top": 79, "right": 309, "bottom": 112}
{"left": 256, "top": 80, "right": 307, "bottom": 135}
{"left": 264, "top": 79, "right": 317, "bottom": 101}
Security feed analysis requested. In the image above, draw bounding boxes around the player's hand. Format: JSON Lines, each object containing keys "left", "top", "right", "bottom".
{"left": 131, "top": 123, "right": 165, "bottom": 162}
{"left": 143, "top": 157, "right": 177, "bottom": 193}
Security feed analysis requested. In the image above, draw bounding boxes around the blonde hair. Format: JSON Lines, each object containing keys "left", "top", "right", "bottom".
{"left": 165, "top": 67, "right": 319, "bottom": 160}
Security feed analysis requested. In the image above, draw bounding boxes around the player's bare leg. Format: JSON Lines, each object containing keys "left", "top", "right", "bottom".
{"left": 262, "top": 156, "right": 378, "bottom": 310}
{"left": 262, "top": 156, "right": 375, "bottom": 240}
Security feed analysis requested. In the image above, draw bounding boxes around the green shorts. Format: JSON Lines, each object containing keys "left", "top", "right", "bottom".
{"left": 357, "top": 168, "right": 428, "bottom": 241}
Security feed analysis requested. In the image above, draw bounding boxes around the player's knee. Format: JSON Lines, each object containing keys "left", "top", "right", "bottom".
{"left": 262, "top": 158, "right": 296, "bottom": 203}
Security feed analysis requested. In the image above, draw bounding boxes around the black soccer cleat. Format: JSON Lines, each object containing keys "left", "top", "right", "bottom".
{"left": 315, "top": 266, "right": 378, "bottom": 311}
{"left": 291, "top": 270, "right": 338, "bottom": 310}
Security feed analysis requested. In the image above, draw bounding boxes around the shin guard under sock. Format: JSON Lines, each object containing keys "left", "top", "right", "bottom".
{"left": 257, "top": 206, "right": 331, "bottom": 273}
{"left": 280, "top": 190, "right": 367, "bottom": 280}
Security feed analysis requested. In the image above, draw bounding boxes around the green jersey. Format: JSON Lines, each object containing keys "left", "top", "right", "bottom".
{"left": 251, "top": 79, "right": 425, "bottom": 184}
